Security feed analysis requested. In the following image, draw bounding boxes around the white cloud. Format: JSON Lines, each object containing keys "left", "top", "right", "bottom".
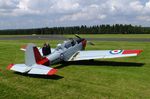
{"left": 0, "top": 0, "right": 19, "bottom": 16}
{"left": 137, "top": 15, "right": 150, "bottom": 21}
{"left": 0, "top": 0, "right": 150, "bottom": 29}
{"left": 51, "top": 0, "right": 80, "bottom": 13}
{"left": 58, "top": 4, "right": 107, "bottom": 22}
{"left": 0, "top": 0, "right": 18, "bottom": 9}
{"left": 144, "top": 0, "right": 150, "bottom": 14}
{"left": 129, "top": 1, "right": 143, "bottom": 12}
{"left": 136, "top": 0, "right": 150, "bottom": 22}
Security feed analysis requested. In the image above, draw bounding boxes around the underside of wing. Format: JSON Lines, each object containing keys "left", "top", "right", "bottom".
{"left": 69, "top": 50, "right": 142, "bottom": 61}
{"left": 7, "top": 64, "right": 57, "bottom": 75}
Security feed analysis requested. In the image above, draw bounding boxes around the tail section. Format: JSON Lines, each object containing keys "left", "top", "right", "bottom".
{"left": 25, "top": 43, "right": 50, "bottom": 66}
{"left": 25, "top": 43, "right": 40, "bottom": 66}
{"left": 7, "top": 43, "right": 56, "bottom": 75}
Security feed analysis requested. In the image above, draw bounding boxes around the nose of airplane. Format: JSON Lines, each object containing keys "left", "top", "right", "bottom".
{"left": 82, "top": 39, "right": 87, "bottom": 49}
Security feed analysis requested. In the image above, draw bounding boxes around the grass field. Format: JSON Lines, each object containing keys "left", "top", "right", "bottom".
{"left": 0, "top": 35, "right": 150, "bottom": 99}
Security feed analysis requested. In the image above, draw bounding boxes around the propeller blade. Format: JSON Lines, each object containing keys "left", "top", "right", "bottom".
{"left": 87, "top": 41, "right": 95, "bottom": 46}
{"left": 75, "top": 34, "right": 81, "bottom": 39}
{"left": 75, "top": 34, "right": 95, "bottom": 45}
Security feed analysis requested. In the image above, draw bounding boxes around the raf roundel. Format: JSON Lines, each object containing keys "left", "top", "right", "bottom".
{"left": 110, "top": 50, "right": 122, "bottom": 54}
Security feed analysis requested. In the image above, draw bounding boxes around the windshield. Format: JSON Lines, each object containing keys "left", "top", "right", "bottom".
{"left": 55, "top": 44, "right": 63, "bottom": 50}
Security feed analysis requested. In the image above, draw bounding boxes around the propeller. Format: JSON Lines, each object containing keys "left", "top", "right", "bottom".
{"left": 74, "top": 34, "right": 95, "bottom": 46}
{"left": 87, "top": 41, "right": 95, "bottom": 46}
{"left": 75, "top": 34, "right": 81, "bottom": 39}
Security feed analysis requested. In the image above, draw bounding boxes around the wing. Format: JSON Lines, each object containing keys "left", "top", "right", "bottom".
{"left": 69, "top": 50, "right": 142, "bottom": 61}
{"left": 20, "top": 45, "right": 55, "bottom": 56}
{"left": 7, "top": 64, "right": 57, "bottom": 75}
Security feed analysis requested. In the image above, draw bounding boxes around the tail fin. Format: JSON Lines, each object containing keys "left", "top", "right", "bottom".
{"left": 25, "top": 43, "right": 43, "bottom": 66}
{"left": 7, "top": 43, "right": 53, "bottom": 75}
{"left": 25, "top": 43, "right": 50, "bottom": 66}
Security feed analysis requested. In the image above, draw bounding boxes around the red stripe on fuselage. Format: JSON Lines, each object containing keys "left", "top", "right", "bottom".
{"left": 33, "top": 47, "right": 50, "bottom": 66}
{"left": 37, "top": 57, "right": 50, "bottom": 66}
{"left": 122, "top": 50, "right": 143, "bottom": 55}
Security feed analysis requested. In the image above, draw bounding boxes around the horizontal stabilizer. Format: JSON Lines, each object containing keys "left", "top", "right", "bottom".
{"left": 28, "top": 64, "right": 57, "bottom": 75}
{"left": 7, "top": 64, "right": 57, "bottom": 75}
{"left": 7, "top": 64, "right": 31, "bottom": 73}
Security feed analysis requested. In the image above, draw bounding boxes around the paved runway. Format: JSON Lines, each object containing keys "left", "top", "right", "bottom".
{"left": 0, "top": 35, "right": 150, "bottom": 42}
{"left": 87, "top": 38, "right": 150, "bottom": 42}
{"left": 0, "top": 35, "right": 66, "bottom": 40}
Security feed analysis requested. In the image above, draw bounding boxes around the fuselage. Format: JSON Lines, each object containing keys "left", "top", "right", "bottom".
{"left": 46, "top": 38, "right": 87, "bottom": 65}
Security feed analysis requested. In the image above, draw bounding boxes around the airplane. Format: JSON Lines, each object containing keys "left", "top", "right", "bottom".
{"left": 7, "top": 35, "right": 143, "bottom": 76}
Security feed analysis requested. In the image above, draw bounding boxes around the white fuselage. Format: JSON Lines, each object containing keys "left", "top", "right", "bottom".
{"left": 46, "top": 39, "right": 85, "bottom": 65}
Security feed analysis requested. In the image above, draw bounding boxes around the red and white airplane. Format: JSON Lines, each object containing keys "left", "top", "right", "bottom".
{"left": 7, "top": 35, "right": 143, "bottom": 76}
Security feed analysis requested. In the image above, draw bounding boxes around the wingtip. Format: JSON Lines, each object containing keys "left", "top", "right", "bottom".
{"left": 122, "top": 50, "right": 143, "bottom": 55}
{"left": 20, "top": 45, "right": 27, "bottom": 51}
{"left": 21, "top": 45, "right": 27, "bottom": 49}
{"left": 47, "top": 68, "right": 57, "bottom": 75}
{"left": 137, "top": 50, "right": 143, "bottom": 55}
{"left": 7, "top": 64, "right": 14, "bottom": 70}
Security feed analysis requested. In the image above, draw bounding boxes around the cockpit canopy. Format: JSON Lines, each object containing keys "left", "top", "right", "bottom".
{"left": 55, "top": 38, "right": 84, "bottom": 51}
{"left": 64, "top": 39, "right": 76, "bottom": 49}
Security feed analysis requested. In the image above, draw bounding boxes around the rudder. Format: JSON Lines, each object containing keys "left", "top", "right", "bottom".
{"left": 25, "top": 43, "right": 43, "bottom": 66}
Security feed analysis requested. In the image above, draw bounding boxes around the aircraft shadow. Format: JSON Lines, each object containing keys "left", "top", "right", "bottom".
{"left": 15, "top": 72, "right": 64, "bottom": 80}
{"left": 55, "top": 60, "right": 144, "bottom": 69}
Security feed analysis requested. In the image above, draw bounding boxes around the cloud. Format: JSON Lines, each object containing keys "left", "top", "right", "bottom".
{"left": 0, "top": 0, "right": 19, "bottom": 9}
{"left": 0, "top": 0, "right": 19, "bottom": 15}
{"left": 58, "top": 4, "right": 107, "bottom": 22}
{"left": 0, "top": 0, "right": 150, "bottom": 29}
{"left": 144, "top": 0, "right": 150, "bottom": 14}
{"left": 137, "top": 15, "right": 150, "bottom": 21}
{"left": 50, "top": 0, "right": 80, "bottom": 13}
{"left": 129, "top": 1, "right": 143, "bottom": 12}
{"left": 135, "top": 0, "right": 150, "bottom": 22}
{"left": 57, "top": 0, "right": 145, "bottom": 22}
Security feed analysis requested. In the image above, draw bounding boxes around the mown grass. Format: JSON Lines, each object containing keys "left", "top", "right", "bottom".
{"left": 0, "top": 38, "right": 150, "bottom": 99}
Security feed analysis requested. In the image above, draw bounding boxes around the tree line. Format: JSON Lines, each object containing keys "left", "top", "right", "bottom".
{"left": 0, "top": 24, "right": 150, "bottom": 35}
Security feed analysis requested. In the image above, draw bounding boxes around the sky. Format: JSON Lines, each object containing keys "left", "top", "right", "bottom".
{"left": 0, "top": 0, "right": 150, "bottom": 29}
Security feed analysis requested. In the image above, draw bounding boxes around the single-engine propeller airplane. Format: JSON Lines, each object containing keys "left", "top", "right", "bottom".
{"left": 7, "top": 35, "right": 143, "bottom": 75}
